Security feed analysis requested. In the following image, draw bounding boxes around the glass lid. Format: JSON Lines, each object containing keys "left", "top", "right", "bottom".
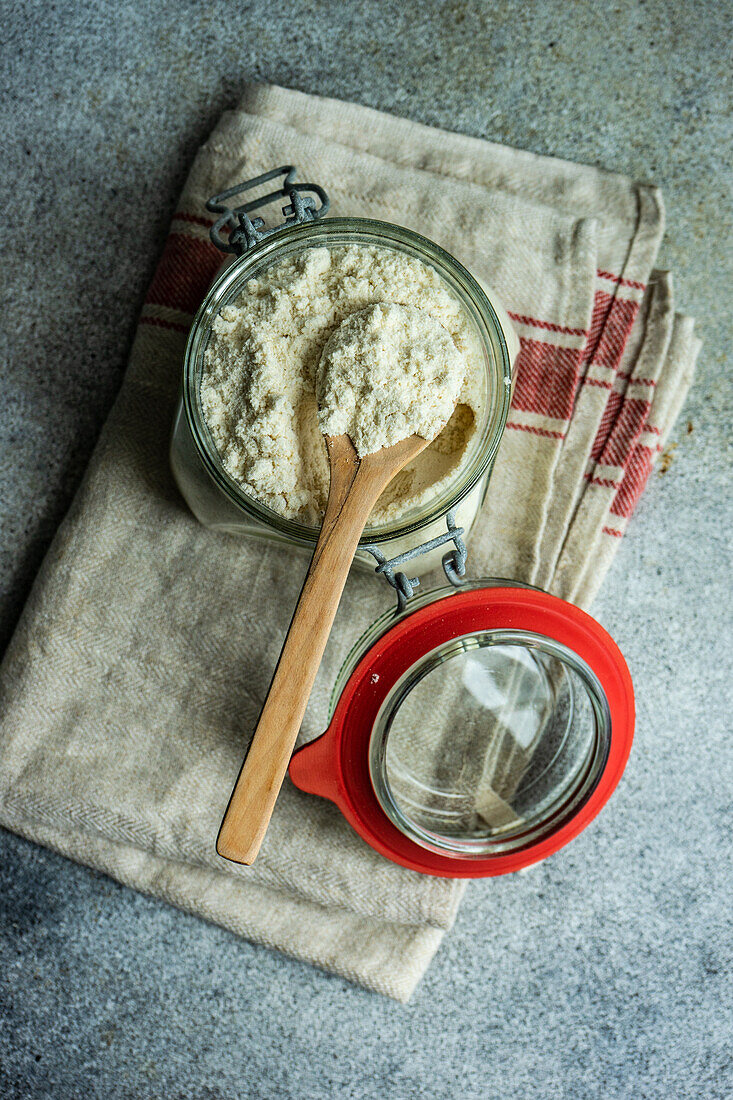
{"left": 288, "top": 583, "right": 635, "bottom": 878}
{"left": 369, "top": 630, "right": 611, "bottom": 858}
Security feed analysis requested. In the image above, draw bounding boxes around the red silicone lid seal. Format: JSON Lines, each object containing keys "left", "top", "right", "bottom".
{"left": 289, "top": 586, "right": 634, "bottom": 877}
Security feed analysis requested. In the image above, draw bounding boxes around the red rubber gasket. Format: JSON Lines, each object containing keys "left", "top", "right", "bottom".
{"left": 289, "top": 586, "right": 634, "bottom": 877}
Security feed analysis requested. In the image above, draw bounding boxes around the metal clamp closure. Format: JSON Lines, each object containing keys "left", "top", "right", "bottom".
{"left": 363, "top": 511, "right": 468, "bottom": 613}
{"left": 207, "top": 167, "right": 330, "bottom": 255}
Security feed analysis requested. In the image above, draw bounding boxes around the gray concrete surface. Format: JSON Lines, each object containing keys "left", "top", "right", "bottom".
{"left": 1, "top": 1, "right": 731, "bottom": 1097}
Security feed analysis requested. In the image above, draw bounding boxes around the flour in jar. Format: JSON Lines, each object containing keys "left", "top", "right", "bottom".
{"left": 317, "top": 302, "right": 466, "bottom": 456}
{"left": 200, "top": 244, "right": 484, "bottom": 526}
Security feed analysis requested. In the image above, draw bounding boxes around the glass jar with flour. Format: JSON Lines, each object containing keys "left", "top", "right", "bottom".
{"left": 170, "top": 168, "right": 517, "bottom": 581}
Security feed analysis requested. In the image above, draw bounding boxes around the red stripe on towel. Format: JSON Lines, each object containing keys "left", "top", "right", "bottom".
{"left": 505, "top": 422, "right": 565, "bottom": 440}
{"left": 506, "top": 312, "right": 588, "bottom": 337}
{"left": 511, "top": 338, "right": 583, "bottom": 422}
{"left": 600, "top": 398, "right": 654, "bottom": 467}
{"left": 588, "top": 293, "right": 640, "bottom": 369}
{"left": 597, "top": 269, "right": 646, "bottom": 290}
{"left": 145, "top": 233, "right": 222, "bottom": 315}
{"left": 611, "top": 444, "right": 656, "bottom": 518}
{"left": 587, "top": 475, "right": 620, "bottom": 490}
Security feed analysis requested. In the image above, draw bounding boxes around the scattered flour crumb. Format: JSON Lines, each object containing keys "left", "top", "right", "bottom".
{"left": 317, "top": 302, "right": 466, "bottom": 456}
{"left": 201, "top": 244, "right": 483, "bottom": 525}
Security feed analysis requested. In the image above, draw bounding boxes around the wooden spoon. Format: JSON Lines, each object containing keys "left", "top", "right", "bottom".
{"left": 216, "top": 432, "right": 430, "bottom": 865}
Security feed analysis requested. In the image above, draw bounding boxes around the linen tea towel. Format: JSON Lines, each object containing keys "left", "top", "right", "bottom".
{"left": 0, "top": 84, "right": 699, "bottom": 1001}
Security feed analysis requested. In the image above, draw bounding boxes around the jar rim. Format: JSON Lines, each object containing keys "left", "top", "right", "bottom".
{"left": 181, "top": 217, "right": 513, "bottom": 547}
{"left": 329, "top": 578, "right": 532, "bottom": 716}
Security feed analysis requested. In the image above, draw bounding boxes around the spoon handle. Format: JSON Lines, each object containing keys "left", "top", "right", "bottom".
{"left": 216, "top": 436, "right": 391, "bottom": 865}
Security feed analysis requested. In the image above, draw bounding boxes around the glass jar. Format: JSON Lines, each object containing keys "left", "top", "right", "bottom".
{"left": 170, "top": 213, "right": 517, "bottom": 575}
{"left": 289, "top": 580, "right": 635, "bottom": 877}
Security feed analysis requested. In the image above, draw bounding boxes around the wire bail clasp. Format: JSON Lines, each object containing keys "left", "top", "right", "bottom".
{"left": 207, "top": 167, "right": 330, "bottom": 255}
{"left": 363, "top": 511, "right": 468, "bottom": 613}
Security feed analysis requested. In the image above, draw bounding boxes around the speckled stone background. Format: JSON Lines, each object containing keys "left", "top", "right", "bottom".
{"left": 1, "top": 1, "right": 731, "bottom": 1097}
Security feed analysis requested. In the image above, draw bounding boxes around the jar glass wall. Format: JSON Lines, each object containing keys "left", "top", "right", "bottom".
{"left": 170, "top": 218, "right": 514, "bottom": 574}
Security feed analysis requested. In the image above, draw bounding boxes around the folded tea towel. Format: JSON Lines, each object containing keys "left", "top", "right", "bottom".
{"left": 0, "top": 84, "right": 700, "bottom": 1002}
